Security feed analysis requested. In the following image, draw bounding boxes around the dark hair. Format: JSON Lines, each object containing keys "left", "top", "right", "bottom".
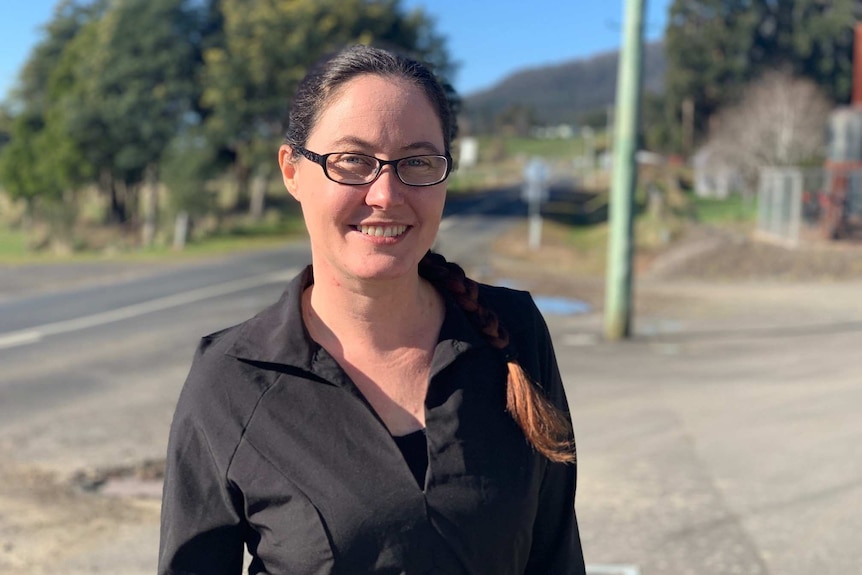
{"left": 284, "top": 44, "right": 455, "bottom": 155}
{"left": 419, "top": 252, "right": 576, "bottom": 464}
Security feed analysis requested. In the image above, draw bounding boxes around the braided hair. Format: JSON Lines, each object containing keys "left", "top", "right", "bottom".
{"left": 419, "top": 251, "right": 576, "bottom": 464}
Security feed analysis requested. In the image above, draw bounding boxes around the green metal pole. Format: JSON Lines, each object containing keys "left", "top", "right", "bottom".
{"left": 604, "top": 0, "right": 646, "bottom": 341}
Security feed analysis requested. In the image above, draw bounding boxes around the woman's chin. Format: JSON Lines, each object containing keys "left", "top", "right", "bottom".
{"left": 342, "top": 253, "right": 426, "bottom": 283}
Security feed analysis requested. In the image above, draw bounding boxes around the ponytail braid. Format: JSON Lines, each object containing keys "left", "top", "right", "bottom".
{"left": 419, "top": 251, "right": 576, "bottom": 464}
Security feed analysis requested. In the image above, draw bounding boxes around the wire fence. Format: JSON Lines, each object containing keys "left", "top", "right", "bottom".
{"left": 757, "top": 166, "right": 862, "bottom": 244}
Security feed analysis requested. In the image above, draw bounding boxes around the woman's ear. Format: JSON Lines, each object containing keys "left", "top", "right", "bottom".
{"left": 278, "top": 145, "right": 300, "bottom": 200}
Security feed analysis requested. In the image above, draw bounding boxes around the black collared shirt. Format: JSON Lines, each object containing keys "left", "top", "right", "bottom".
{"left": 158, "top": 267, "right": 585, "bottom": 574}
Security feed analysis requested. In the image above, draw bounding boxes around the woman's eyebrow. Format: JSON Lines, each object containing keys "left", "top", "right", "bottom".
{"left": 328, "top": 136, "right": 375, "bottom": 150}
{"left": 402, "top": 141, "right": 444, "bottom": 154}
{"left": 327, "top": 136, "right": 442, "bottom": 155}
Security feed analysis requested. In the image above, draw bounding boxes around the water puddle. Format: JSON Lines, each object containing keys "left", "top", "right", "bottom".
{"left": 496, "top": 279, "right": 592, "bottom": 316}
{"left": 532, "top": 295, "right": 592, "bottom": 316}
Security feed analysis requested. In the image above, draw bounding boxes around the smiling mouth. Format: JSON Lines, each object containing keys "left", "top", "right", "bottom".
{"left": 357, "top": 224, "right": 408, "bottom": 237}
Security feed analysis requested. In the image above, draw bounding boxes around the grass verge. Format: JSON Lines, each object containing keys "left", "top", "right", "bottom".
{"left": 691, "top": 194, "right": 758, "bottom": 225}
{"left": 0, "top": 218, "right": 308, "bottom": 265}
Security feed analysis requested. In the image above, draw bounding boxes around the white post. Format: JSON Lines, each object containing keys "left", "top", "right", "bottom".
{"left": 528, "top": 198, "right": 543, "bottom": 250}
{"left": 522, "top": 158, "right": 550, "bottom": 250}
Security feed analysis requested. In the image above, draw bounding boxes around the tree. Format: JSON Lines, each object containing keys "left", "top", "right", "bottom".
{"left": 85, "top": 0, "right": 202, "bottom": 230}
{"left": 1, "top": 0, "right": 203, "bottom": 233}
{"left": 0, "top": 14, "right": 102, "bottom": 247}
{"left": 0, "top": 111, "right": 65, "bottom": 209}
{"left": 664, "top": 0, "right": 761, "bottom": 151}
{"left": 706, "top": 70, "right": 831, "bottom": 188}
{"left": 752, "top": 0, "right": 861, "bottom": 104}
{"left": 495, "top": 103, "right": 536, "bottom": 137}
{"left": 0, "top": 0, "right": 103, "bottom": 219}
{"left": 0, "top": 108, "right": 10, "bottom": 149}
{"left": 663, "top": 0, "right": 862, "bottom": 152}
{"left": 9, "top": 0, "right": 106, "bottom": 116}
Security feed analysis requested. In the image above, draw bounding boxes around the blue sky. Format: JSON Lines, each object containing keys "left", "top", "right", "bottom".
{"left": 1, "top": 0, "right": 671, "bottom": 100}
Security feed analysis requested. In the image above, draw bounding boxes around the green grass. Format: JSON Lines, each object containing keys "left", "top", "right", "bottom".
{"left": 129, "top": 226, "right": 307, "bottom": 262}
{"left": 447, "top": 170, "right": 496, "bottom": 193}
{"left": 691, "top": 194, "right": 758, "bottom": 225}
{"left": 562, "top": 217, "right": 670, "bottom": 253}
{"left": 566, "top": 221, "right": 609, "bottom": 249}
{"left": 0, "top": 227, "right": 28, "bottom": 259}
{"left": 447, "top": 166, "right": 520, "bottom": 193}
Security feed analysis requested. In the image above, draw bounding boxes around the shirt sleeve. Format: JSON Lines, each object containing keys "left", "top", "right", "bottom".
{"left": 523, "top": 299, "right": 587, "bottom": 575}
{"left": 524, "top": 458, "right": 586, "bottom": 574}
{"left": 158, "top": 356, "right": 246, "bottom": 574}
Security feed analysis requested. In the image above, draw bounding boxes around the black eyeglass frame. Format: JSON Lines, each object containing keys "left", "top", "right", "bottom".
{"left": 293, "top": 146, "right": 453, "bottom": 187}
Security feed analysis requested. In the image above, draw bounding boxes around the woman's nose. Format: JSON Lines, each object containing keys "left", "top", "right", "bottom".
{"left": 364, "top": 166, "right": 405, "bottom": 207}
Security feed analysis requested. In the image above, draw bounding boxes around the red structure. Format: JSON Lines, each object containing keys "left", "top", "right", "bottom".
{"left": 820, "top": 23, "right": 862, "bottom": 239}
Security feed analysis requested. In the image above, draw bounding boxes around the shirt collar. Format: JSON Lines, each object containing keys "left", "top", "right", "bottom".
{"left": 224, "top": 266, "right": 490, "bottom": 373}
{"left": 224, "top": 266, "right": 317, "bottom": 371}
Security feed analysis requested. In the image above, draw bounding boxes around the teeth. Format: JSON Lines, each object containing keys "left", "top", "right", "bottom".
{"left": 359, "top": 225, "right": 407, "bottom": 237}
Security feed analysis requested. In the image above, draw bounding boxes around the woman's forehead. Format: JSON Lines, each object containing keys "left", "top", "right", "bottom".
{"left": 321, "top": 75, "right": 429, "bottom": 118}
{"left": 310, "top": 75, "right": 444, "bottom": 148}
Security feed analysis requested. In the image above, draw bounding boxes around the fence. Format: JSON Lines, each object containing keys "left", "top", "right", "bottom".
{"left": 757, "top": 166, "right": 862, "bottom": 244}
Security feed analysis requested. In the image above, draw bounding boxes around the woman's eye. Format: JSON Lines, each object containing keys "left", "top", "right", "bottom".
{"left": 340, "top": 154, "right": 373, "bottom": 166}
{"left": 404, "top": 157, "right": 430, "bottom": 168}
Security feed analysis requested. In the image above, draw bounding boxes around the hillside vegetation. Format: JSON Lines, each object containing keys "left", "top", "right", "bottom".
{"left": 462, "top": 42, "right": 666, "bottom": 133}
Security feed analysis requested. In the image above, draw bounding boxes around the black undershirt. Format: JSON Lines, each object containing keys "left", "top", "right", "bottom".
{"left": 391, "top": 429, "right": 428, "bottom": 488}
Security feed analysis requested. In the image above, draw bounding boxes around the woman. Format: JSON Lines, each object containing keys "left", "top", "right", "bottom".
{"left": 159, "top": 45, "right": 586, "bottom": 574}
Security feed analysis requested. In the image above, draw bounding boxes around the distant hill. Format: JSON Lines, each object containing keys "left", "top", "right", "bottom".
{"left": 461, "top": 41, "right": 666, "bottom": 133}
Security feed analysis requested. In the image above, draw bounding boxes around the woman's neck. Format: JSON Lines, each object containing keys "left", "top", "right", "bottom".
{"left": 304, "top": 270, "right": 442, "bottom": 354}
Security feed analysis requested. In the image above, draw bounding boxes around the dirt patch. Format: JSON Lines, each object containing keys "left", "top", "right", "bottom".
{"left": 488, "top": 221, "right": 606, "bottom": 301}
{"left": 490, "top": 221, "right": 862, "bottom": 288}
{"left": 70, "top": 459, "right": 165, "bottom": 499}
{"left": 486, "top": 220, "right": 862, "bottom": 325}
{"left": 0, "top": 462, "right": 160, "bottom": 574}
{"left": 647, "top": 226, "right": 862, "bottom": 281}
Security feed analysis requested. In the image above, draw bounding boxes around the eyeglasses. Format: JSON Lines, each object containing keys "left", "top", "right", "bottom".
{"left": 294, "top": 146, "right": 452, "bottom": 187}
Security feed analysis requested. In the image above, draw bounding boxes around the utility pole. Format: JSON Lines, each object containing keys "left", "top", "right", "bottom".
{"left": 604, "top": 0, "right": 646, "bottom": 341}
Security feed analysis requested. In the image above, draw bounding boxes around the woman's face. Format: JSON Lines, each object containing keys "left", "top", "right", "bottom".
{"left": 280, "top": 74, "right": 447, "bottom": 287}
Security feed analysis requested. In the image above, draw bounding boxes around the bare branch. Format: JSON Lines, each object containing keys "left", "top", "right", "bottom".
{"left": 706, "top": 70, "right": 831, "bottom": 188}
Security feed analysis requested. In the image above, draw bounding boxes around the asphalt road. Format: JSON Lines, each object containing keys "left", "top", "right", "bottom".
{"left": 1, "top": 184, "right": 860, "bottom": 574}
